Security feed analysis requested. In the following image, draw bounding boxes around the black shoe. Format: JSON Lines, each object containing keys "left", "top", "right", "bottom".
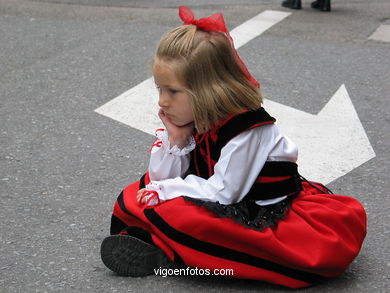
{"left": 282, "top": 0, "right": 302, "bottom": 9}
{"left": 311, "top": 0, "right": 331, "bottom": 11}
{"left": 101, "top": 235, "right": 174, "bottom": 276}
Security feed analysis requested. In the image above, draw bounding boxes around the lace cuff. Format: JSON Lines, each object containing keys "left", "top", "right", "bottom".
{"left": 156, "top": 129, "right": 195, "bottom": 156}
{"left": 145, "top": 182, "right": 163, "bottom": 206}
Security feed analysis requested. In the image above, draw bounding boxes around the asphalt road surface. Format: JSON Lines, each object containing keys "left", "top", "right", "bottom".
{"left": 1, "top": 0, "right": 389, "bottom": 292}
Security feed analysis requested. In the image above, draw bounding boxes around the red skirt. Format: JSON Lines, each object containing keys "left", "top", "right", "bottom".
{"left": 111, "top": 174, "right": 366, "bottom": 288}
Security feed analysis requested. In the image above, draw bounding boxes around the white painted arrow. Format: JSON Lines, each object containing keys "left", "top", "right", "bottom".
{"left": 94, "top": 10, "right": 376, "bottom": 184}
{"left": 264, "top": 84, "right": 375, "bottom": 184}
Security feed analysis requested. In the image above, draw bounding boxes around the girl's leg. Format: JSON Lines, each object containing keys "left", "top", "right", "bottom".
{"left": 102, "top": 181, "right": 180, "bottom": 276}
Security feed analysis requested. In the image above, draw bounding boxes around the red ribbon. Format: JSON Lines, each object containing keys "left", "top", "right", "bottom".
{"left": 178, "top": 6, "right": 260, "bottom": 88}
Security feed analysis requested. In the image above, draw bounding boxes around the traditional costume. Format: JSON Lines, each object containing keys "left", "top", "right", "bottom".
{"left": 102, "top": 6, "right": 366, "bottom": 288}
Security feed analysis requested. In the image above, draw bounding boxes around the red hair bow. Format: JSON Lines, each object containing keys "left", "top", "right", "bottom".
{"left": 178, "top": 6, "right": 260, "bottom": 88}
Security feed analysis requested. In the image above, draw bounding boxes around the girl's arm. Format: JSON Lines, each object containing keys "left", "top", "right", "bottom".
{"left": 148, "top": 108, "right": 195, "bottom": 181}
{"left": 148, "top": 129, "right": 195, "bottom": 181}
{"left": 145, "top": 124, "right": 298, "bottom": 205}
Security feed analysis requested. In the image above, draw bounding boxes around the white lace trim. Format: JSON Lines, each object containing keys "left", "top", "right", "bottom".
{"left": 156, "top": 129, "right": 196, "bottom": 156}
{"left": 146, "top": 181, "right": 162, "bottom": 192}
{"left": 145, "top": 181, "right": 163, "bottom": 206}
{"left": 144, "top": 194, "right": 160, "bottom": 206}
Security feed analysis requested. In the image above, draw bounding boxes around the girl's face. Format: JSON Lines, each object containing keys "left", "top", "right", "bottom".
{"left": 153, "top": 60, "right": 194, "bottom": 127}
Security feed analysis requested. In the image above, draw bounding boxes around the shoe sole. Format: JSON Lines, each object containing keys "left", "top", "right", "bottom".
{"left": 101, "top": 235, "right": 172, "bottom": 277}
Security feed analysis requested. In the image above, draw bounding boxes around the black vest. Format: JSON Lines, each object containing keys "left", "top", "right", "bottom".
{"left": 189, "top": 108, "right": 302, "bottom": 201}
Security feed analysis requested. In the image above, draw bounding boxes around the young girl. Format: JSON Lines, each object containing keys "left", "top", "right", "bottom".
{"left": 101, "top": 6, "right": 366, "bottom": 288}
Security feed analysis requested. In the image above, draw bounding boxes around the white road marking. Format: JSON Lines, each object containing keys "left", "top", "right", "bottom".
{"left": 369, "top": 24, "right": 390, "bottom": 43}
{"left": 230, "top": 10, "right": 292, "bottom": 48}
{"left": 94, "top": 10, "right": 291, "bottom": 135}
{"left": 264, "top": 85, "right": 376, "bottom": 184}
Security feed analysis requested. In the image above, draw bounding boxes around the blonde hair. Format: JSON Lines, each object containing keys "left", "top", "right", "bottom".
{"left": 153, "top": 25, "right": 263, "bottom": 133}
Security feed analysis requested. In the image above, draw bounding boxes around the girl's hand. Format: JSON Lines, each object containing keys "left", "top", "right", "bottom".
{"left": 136, "top": 188, "right": 147, "bottom": 204}
{"left": 159, "top": 108, "right": 194, "bottom": 149}
{"left": 136, "top": 188, "right": 160, "bottom": 206}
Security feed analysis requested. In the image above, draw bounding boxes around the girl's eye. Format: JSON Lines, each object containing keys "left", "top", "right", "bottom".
{"left": 155, "top": 85, "right": 177, "bottom": 95}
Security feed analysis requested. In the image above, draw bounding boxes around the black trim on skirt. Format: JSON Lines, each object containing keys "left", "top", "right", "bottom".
{"left": 144, "top": 208, "right": 328, "bottom": 284}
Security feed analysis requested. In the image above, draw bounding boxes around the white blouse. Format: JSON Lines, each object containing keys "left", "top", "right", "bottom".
{"left": 146, "top": 124, "right": 298, "bottom": 206}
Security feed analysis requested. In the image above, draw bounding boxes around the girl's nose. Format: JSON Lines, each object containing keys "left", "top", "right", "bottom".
{"left": 158, "top": 92, "right": 169, "bottom": 108}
